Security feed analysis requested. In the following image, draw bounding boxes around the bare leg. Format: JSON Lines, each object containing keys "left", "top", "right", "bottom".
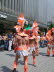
{"left": 47, "top": 47, "right": 51, "bottom": 56}
{"left": 24, "top": 56, "right": 28, "bottom": 72}
{"left": 32, "top": 50, "right": 36, "bottom": 67}
{"left": 13, "top": 54, "right": 20, "bottom": 72}
{"left": 36, "top": 47, "right": 39, "bottom": 56}
{"left": 52, "top": 47, "right": 54, "bottom": 57}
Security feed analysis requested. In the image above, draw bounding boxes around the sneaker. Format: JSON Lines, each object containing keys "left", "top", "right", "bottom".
{"left": 12, "top": 68, "right": 16, "bottom": 72}
{"left": 36, "top": 54, "right": 39, "bottom": 56}
{"left": 33, "top": 64, "right": 36, "bottom": 67}
{"left": 52, "top": 55, "right": 54, "bottom": 57}
{"left": 46, "top": 55, "right": 50, "bottom": 57}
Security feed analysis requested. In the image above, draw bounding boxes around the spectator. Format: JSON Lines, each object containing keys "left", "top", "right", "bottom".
{"left": 8, "top": 38, "right": 12, "bottom": 51}
{"left": 4, "top": 38, "right": 9, "bottom": 50}
{"left": 0, "top": 36, "right": 4, "bottom": 51}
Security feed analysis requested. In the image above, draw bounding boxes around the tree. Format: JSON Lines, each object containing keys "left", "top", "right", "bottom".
{"left": 48, "top": 22, "right": 54, "bottom": 30}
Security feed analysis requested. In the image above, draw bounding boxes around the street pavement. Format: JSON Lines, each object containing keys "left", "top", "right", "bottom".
{"left": 0, "top": 47, "right": 54, "bottom": 72}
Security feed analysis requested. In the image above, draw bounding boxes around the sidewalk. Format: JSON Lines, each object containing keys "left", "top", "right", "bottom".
{"left": 0, "top": 47, "right": 54, "bottom": 72}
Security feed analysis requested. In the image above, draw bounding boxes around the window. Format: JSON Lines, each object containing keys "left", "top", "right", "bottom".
{"left": 4, "top": 0, "right": 6, "bottom": 7}
{"left": 4, "top": 0, "right": 6, "bottom": 10}
{"left": 14, "top": 0, "right": 15, "bottom": 11}
{"left": 8, "top": 0, "right": 9, "bottom": 9}
{"left": 0, "top": 0, "right": 2, "bottom": 10}
{"left": 11, "top": 0, "right": 12, "bottom": 10}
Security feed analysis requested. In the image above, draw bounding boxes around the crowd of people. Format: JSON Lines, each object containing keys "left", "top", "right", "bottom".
{"left": 0, "top": 33, "right": 47, "bottom": 51}
{"left": 0, "top": 33, "right": 13, "bottom": 51}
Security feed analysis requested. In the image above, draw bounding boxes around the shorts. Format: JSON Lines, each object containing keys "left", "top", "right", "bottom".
{"left": 51, "top": 45, "right": 54, "bottom": 48}
{"left": 28, "top": 47, "right": 36, "bottom": 56}
{"left": 28, "top": 47, "right": 36, "bottom": 52}
{"left": 16, "top": 50, "right": 28, "bottom": 56}
{"left": 36, "top": 45, "right": 39, "bottom": 49}
{"left": 48, "top": 44, "right": 52, "bottom": 48}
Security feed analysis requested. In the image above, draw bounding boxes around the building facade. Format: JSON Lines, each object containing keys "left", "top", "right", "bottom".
{"left": 0, "top": 0, "right": 54, "bottom": 25}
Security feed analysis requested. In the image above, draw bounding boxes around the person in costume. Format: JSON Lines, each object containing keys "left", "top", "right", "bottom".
{"left": 32, "top": 21, "right": 40, "bottom": 55}
{"left": 46, "top": 28, "right": 54, "bottom": 56}
{"left": 13, "top": 28, "right": 29, "bottom": 72}
{"left": 28, "top": 31, "right": 36, "bottom": 66}
{"left": 51, "top": 28, "right": 54, "bottom": 56}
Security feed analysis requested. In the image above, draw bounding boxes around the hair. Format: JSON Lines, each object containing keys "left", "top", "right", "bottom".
{"left": 30, "top": 31, "right": 33, "bottom": 34}
{"left": 51, "top": 32, "right": 54, "bottom": 36}
{"left": 20, "top": 28, "right": 24, "bottom": 32}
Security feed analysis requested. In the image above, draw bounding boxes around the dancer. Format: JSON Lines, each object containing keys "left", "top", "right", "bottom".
{"left": 32, "top": 21, "right": 40, "bottom": 55}
{"left": 28, "top": 31, "right": 36, "bottom": 66}
{"left": 13, "top": 28, "right": 29, "bottom": 72}
{"left": 51, "top": 28, "right": 54, "bottom": 56}
{"left": 46, "top": 28, "right": 54, "bottom": 56}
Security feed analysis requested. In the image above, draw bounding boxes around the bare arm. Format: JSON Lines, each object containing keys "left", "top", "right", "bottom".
{"left": 25, "top": 36, "right": 29, "bottom": 46}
